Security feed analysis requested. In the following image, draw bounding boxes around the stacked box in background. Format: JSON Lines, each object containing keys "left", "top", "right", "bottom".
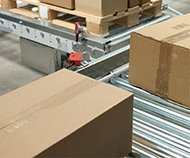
{"left": 129, "top": 13, "right": 190, "bottom": 108}
{"left": 75, "top": 0, "right": 127, "bottom": 17}
{"left": 40, "top": 0, "right": 128, "bottom": 16}
{"left": 40, "top": 0, "right": 75, "bottom": 9}
{"left": 0, "top": 69, "right": 133, "bottom": 157}
{"left": 39, "top": 0, "right": 152, "bottom": 16}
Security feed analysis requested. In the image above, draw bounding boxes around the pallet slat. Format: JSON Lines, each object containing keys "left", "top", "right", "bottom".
{"left": 10, "top": 8, "right": 38, "bottom": 18}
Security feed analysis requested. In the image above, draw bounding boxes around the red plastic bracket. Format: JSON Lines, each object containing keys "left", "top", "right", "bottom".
{"left": 68, "top": 52, "right": 83, "bottom": 66}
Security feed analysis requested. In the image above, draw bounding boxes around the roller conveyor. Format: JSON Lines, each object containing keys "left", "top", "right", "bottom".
{"left": 101, "top": 68, "right": 190, "bottom": 158}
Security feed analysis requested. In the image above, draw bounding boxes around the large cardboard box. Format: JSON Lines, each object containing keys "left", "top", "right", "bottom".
{"left": 75, "top": 0, "right": 127, "bottom": 17}
{"left": 129, "top": 13, "right": 190, "bottom": 107}
{"left": 0, "top": 69, "right": 133, "bottom": 157}
{"left": 40, "top": 0, "right": 75, "bottom": 9}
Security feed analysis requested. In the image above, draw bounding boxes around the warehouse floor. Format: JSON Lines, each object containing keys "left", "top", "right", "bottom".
{"left": 0, "top": 0, "right": 190, "bottom": 95}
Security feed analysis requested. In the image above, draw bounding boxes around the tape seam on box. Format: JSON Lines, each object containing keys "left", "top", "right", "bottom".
{"left": 156, "top": 29, "right": 190, "bottom": 97}
{"left": 0, "top": 79, "right": 99, "bottom": 131}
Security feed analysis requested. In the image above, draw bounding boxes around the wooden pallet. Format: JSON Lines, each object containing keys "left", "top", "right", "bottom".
{"left": 115, "top": 0, "right": 162, "bottom": 28}
{"left": 1, "top": 0, "right": 162, "bottom": 36}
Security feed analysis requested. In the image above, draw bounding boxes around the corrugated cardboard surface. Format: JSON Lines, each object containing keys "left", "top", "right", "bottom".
{"left": 129, "top": 13, "right": 190, "bottom": 108}
{"left": 0, "top": 69, "right": 133, "bottom": 157}
{"left": 75, "top": 0, "right": 127, "bottom": 16}
{"left": 40, "top": 0, "right": 75, "bottom": 9}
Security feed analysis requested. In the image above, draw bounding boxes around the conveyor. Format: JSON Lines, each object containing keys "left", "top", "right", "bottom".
{"left": 0, "top": 4, "right": 189, "bottom": 158}
{"left": 101, "top": 65, "right": 190, "bottom": 158}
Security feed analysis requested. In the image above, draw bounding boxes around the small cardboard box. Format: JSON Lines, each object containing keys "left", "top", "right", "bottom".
{"left": 75, "top": 0, "right": 127, "bottom": 17}
{"left": 40, "top": 0, "right": 75, "bottom": 9}
{"left": 0, "top": 69, "right": 133, "bottom": 157}
{"left": 129, "top": 13, "right": 190, "bottom": 108}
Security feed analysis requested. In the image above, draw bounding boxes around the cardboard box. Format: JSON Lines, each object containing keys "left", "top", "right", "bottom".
{"left": 129, "top": 13, "right": 190, "bottom": 107}
{"left": 40, "top": 0, "right": 75, "bottom": 9}
{"left": 75, "top": 0, "right": 127, "bottom": 17}
{"left": 0, "top": 69, "right": 133, "bottom": 157}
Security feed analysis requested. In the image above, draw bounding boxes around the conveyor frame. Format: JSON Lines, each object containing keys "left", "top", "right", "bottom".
{"left": 0, "top": 6, "right": 180, "bottom": 74}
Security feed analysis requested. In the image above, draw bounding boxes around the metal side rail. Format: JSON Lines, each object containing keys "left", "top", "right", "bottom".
{"left": 100, "top": 68, "right": 190, "bottom": 158}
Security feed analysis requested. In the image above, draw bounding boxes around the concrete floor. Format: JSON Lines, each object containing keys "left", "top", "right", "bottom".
{"left": 165, "top": 0, "right": 190, "bottom": 14}
{"left": 0, "top": 0, "right": 190, "bottom": 95}
{"left": 0, "top": 33, "right": 44, "bottom": 95}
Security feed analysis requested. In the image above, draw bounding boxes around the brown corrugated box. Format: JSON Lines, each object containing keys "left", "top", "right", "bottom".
{"left": 0, "top": 69, "right": 133, "bottom": 157}
{"left": 75, "top": 0, "right": 127, "bottom": 17}
{"left": 129, "top": 13, "right": 190, "bottom": 108}
{"left": 40, "top": 0, "right": 75, "bottom": 9}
